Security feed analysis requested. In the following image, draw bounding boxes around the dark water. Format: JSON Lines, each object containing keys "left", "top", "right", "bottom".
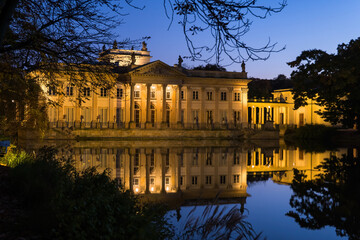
{"left": 19, "top": 139, "right": 358, "bottom": 239}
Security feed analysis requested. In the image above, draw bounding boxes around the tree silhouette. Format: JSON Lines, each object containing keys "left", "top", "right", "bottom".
{"left": 287, "top": 154, "right": 360, "bottom": 239}
{"left": 288, "top": 37, "right": 360, "bottom": 128}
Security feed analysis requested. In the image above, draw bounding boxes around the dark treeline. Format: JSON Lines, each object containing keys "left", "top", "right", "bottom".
{"left": 248, "top": 74, "right": 293, "bottom": 99}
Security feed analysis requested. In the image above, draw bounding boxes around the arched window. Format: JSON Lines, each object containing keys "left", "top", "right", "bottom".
{"left": 134, "top": 103, "right": 140, "bottom": 127}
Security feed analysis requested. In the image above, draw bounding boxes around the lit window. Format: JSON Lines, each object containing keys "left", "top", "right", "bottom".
{"left": 206, "top": 153, "right": 212, "bottom": 165}
{"left": 234, "top": 92, "right": 241, "bottom": 101}
{"left": 100, "top": 88, "right": 107, "bottom": 97}
{"left": 181, "top": 90, "right": 184, "bottom": 100}
{"left": 207, "top": 91, "right": 213, "bottom": 100}
{"left": 192, "top": 153, "right": 198, "bottom": 166}
{"left": 66, "top": 86, "right": 73, "bottom": 96}
{"left": 117, "top": 88, "right": 123, "bottom": 99}
{"left": 220, "top": 175, "right": 226, "bottom": 184}
{"left": 166, "top": 91, "right": 171, "bottom": 99}
{"left": 150, "top": 91, "right": 156, "bottom": 99}
{"left": 205, "top": 176, "right": 212, "bottom": 185}
{"left": 83, "top": 87, "right": 90, "bottom": 97}
{"left": 48, "top": 87, "right": 56, "bottom": 96}
{"left": 150, "top": 178, "right": 155, "bottom": 185}
{"left": 221, "top": 92, "right": 227, "bottom": 101}
{"left": 233, "top": 175, "right": 240, "bottom": 183}
{"left": 192, "top": 176, "right": 198, "bottom": 185}
{"left": 233, "top": 152, "right": 240, "bottom": 165}
{"left": 133, "top": 178, "right": 139, "bottom": 186}
{"left": 134, "top": 90, "right": 140, "bottom": 98}
{"left": 192, "top": 91, "right": 199, "bottom": 100}
{"left": 165, "top": 177, "right": 170, "bottom": 185}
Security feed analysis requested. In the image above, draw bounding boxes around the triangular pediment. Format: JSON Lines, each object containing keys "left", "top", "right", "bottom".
{"left": 129, "top": 60, "right": 186, "bottom": 77}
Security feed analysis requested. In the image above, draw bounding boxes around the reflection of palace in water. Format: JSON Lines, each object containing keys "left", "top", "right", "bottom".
{"left": 37, "top": 140, "right": 348, "bottom": 208}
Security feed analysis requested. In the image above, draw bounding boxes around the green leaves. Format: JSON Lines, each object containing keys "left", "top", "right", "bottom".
{"left": 289, "top": 38, "right": 360, "bottom": 128}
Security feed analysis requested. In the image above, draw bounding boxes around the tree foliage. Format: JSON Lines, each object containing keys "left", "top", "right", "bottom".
{"left": 248, "top": 75, "right": 292, "bottom": 99}
{"left": 0, "top": 0, "right": 141, "bottom": 133}
{"left": 192, "top": 63, "right": 226, "bottom": 71}
{"left": 287, "top": 154, "right": 360, "bottom": 239}
{"left": 288, "top": 38, "right": 360, "bottom": 128}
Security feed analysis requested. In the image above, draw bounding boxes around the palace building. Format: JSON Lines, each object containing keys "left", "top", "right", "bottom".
{"left": 247, "top": 89, "right": 331, "bottom": 127}
{"left": 44, "top": 43, "right": 250, "bottom": 130}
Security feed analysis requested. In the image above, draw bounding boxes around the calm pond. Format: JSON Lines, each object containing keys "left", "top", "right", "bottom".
{"left": 19, "top": 139, "right": 358, "bottom": 239}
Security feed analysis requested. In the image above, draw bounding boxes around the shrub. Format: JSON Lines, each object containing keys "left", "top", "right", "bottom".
{"left": 9, "top": 147, "right": 174, "bottom": 240}
{"left": 0, "top": 144, "right": 34, "bottom": 167}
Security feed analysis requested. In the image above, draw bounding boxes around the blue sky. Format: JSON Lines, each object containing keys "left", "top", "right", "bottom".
{"left": 116, "top": 0, "right": 360, "bottom": 79}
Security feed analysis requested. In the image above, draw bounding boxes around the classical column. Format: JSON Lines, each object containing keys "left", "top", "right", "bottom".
{"left": 214, "top": 87, "right": 219, "bottom": 128}
{"left": 241, "top": 87, "right": 248, "bottom": 126}
{"left": 186, "top": 86, "right": 192, "bottom": 127}
{"left": 145, "top": 83, "right": 152, "bottom": 128}
{"left": 228, "top": 87, "right": 233, "bottom": 127}
{"left": 161, "top": 84, "right": 167, "bottom": 128}
{"left": 145, "top": 149, "right": 151, "bottom": 194}
{"left": 129, "top": 83, "right": 135, "bottom": 128}
{"left": 177, "top": 85, "right": 183, "bottom": 128}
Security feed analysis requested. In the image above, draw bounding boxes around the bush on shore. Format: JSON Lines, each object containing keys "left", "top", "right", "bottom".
{"left": 4, "top": 147, "right": 173, "bottom": 240}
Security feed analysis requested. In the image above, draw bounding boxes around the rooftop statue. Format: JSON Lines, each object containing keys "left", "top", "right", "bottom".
{"left": 241, "top": 61, "right": 246, "bottom": 72}
{"left": 142, "top": 41, "right": 148, "bottom": 51}
{"left": 131, "top": 52, "right": 136, "bottom": 65}
{"left": 113, "top": 40, "right": 118, "bottom": 49}
{"left": 178, "top": 55, "right": 183, "bottom": 68}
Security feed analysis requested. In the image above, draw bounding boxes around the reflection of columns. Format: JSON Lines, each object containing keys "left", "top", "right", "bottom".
{"left": 214, "top": 88, "right": 219, "bottom": 126}
{"left": 161, "top": 84, "right": 167, "bottom": 128}
{"left": 177, "top": 85, "right": 182, "bottom": 125}
{"left": 228, "top": 87, "right": 233, "bottom": 125}
{"left": 145, "top": 84, "right": 152, "bottom": 128}
{"left": 199, "top": 151, "right": 204, "bottom": 188}
{"left": 128, "top": 150, "right": 134, "bottom": 192}
{"left": 160, "top": 149, "right": 167, "bottom": 193}
{"left": 227, "top": 149, "right": 233, "bottom": 189}
{"left": 177, "top": 152, "right": 183, "bottom": 192}
{"left": 214, "top": 150, "right": 219, "bottom": 188}
{"left": 129, "top": 83, "right": 135, "bottom": 128}
{"left": 145, "top": 149, "right": 151, "bottom": 194}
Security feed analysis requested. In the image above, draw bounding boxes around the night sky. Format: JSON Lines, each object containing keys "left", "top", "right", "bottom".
{"left": 115, "top": 0, "right": 360, "bottom": 79}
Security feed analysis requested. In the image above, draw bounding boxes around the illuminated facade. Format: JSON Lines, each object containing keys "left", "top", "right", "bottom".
{"left": 247, "top": 89, "right": 332, "bottom": 127}
{"left": 44, "top": 45, "right": 250, "bottom": 130}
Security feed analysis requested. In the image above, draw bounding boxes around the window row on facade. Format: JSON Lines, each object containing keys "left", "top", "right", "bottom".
{"left": 48, "top": 85, "right": 243, "bottom": 102}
